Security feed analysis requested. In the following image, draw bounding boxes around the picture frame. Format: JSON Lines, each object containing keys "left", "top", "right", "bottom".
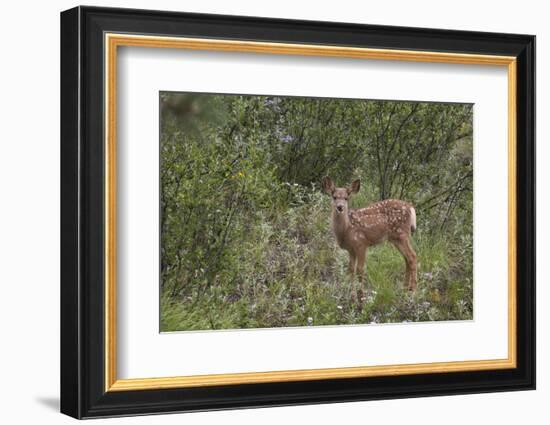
{"left": 60, "top": 5, "right": 535, "bottom": 419}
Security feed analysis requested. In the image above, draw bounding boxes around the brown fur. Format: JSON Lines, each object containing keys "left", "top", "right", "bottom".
{"left": 322, "top": 177, "right": 417, "bottom": 292}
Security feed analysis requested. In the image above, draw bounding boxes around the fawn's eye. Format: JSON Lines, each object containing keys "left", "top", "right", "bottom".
{"left": 344, "top": 198, "right": 348, "bottom": 201}
{"left": 333, "top": 196, "right": 336, "bottom": 200}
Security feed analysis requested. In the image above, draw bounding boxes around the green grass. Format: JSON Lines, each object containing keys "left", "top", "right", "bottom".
{"left": 160, "top": 191, "right": 473, "bottom": 332}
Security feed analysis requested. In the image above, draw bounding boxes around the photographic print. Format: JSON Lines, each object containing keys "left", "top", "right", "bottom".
{"left": 61, "top": 9, "right": 535, "bottom": 417}
{"left": 160, "top": 92, "right": 473, "bottom": 332}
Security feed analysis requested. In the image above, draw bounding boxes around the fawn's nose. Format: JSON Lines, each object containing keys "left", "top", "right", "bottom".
{"left": 336, "top": 205, "right": 344, "bottom": 213}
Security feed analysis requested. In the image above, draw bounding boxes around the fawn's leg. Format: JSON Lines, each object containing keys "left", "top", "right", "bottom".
{"left": 391, "top": 235, "right": 417, "bottom": 291}
{"left": 347, "top": 251, "right": 357, "bottom": 276}
{"left": 405, "top": 237, "right": 417, "bottom": 290}
{"left": 355, "top": 247, "right": 367, "bottom": 299}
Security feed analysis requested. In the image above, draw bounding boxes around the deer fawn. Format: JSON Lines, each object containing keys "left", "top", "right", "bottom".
{"left": 322, "top": 177, "right": 417, "bottom": 293}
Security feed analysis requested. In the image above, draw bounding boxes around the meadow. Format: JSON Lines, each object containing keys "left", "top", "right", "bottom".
{"left": 160, "top": 93, "right": 473, "bottom": 331}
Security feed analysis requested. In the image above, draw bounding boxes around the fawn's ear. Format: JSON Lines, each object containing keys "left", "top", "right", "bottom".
{"left": 348, "top": 179, "right": 360, "bottom": 194}
{"left": 321, "top": 176, "right": 335, "bottom": 195}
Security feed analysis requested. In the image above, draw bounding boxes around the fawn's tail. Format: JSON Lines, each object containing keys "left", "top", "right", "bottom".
{"left": 410, "top": 207, "right": 417, "bottom": 233}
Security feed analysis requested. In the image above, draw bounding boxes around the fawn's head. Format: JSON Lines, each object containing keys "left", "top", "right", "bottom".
{"left": 322, "top": 177, "right": 360, "bottom": 215}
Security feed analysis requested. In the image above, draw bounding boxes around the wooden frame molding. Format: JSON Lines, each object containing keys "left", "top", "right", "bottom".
{"left": 104, "top": 33, "right": 518, "bottom": 392}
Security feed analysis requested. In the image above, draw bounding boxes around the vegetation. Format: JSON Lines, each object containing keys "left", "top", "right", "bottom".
{"left": 160, "top": 92, "right": 473, "bottom": 332}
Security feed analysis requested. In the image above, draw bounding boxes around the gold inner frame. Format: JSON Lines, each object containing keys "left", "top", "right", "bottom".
{"left": 104, "top": 33, "right": 517, "bottom": 392}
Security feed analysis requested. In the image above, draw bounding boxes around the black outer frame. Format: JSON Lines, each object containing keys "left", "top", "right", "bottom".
{"left": 60, "top": 5, "right": 535, "bottom": 419}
